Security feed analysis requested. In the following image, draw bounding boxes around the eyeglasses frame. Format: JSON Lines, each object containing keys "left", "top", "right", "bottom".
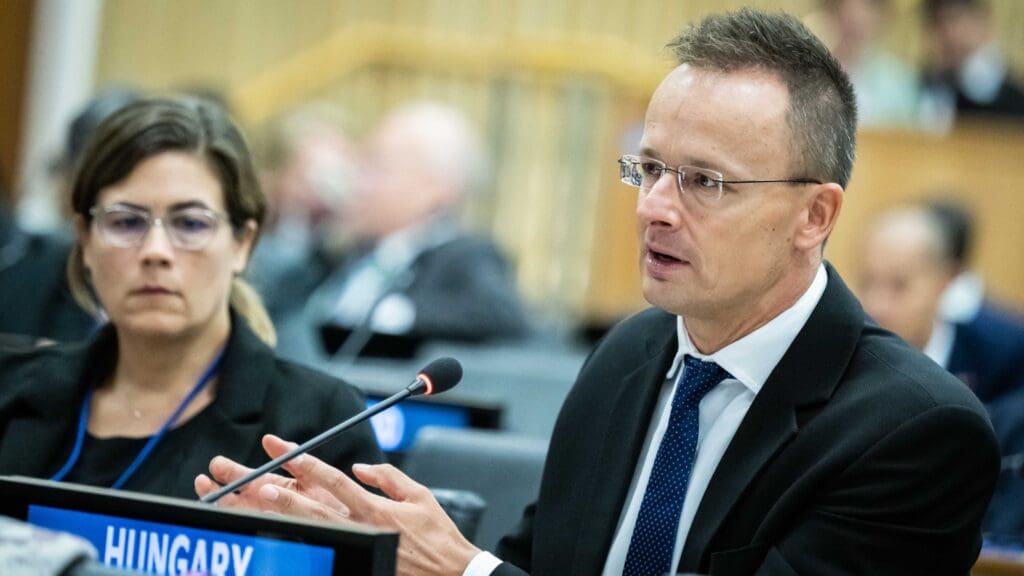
{"left": 618, "top": 154, "right": 823, "bottom": 203}
{"left": 87, "top": 204, "right": 231, "bottom": 251}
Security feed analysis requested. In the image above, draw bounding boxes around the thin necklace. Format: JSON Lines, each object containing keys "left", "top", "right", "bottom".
{"left": 50, "top": 350, "right": 225, "bottom": 489}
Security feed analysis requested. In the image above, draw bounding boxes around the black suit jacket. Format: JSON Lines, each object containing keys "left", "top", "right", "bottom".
{"left": 0, "top": 312, "right": 383, "bottom": 499}
{"left": 394, "top": 235, "right": 528, "bottom": 342}
{"left": 495, "top": 266, "right": 999, "bottom": 575}
{"left": 270, "top": 232, "right": 529, "bottom": 362}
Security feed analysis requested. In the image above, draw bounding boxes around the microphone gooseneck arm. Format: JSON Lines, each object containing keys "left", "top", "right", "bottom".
{"left": 200, "top": 376, "right": 427, "bottom": 504}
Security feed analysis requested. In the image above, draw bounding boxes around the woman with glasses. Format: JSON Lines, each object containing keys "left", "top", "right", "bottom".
{"left": 0, "top": 97, "right": 382, "bottom": 498}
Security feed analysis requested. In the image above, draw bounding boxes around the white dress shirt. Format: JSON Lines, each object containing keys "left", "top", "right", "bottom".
{"left": 923, "top": 320, "right": 956, "bottom": 370}
{"left": 466, "top": 265, "right": 827, "bottom": 576}
{"left": 324, "top": 218, "right": 459, "bottom": 334}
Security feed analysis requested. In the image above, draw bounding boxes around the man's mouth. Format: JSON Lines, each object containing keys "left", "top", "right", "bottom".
{"left": 649, "top": 249, "right": 683, "bottom": 264}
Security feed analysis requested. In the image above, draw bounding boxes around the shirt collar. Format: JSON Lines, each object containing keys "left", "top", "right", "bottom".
{"left": 666, "top": 264, "right": 828, "bottom": 394}
{"left": 372, "top": 215, "right": 459, "bottom": 273}
{"left": 939, "top": 271, "right": 985, "bottom": 323}
{"left": 923, "top": 320, "right": 956, "bottom": 369}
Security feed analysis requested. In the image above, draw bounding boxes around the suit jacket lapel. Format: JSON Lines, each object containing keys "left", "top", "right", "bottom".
{"left": 680, "top": 265, "right": 865, "bottom": 571}
{"left": 572, "top": 312, "right": 678, "bottom": 575}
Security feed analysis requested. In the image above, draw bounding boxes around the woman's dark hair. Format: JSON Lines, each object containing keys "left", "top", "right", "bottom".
{"left": 68, "top": 96, "right": 276, "bottom": 345}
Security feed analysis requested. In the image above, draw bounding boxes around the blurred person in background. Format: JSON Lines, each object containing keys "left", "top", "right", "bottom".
{"left": 812, "top": 0, "right": 920, "bottom": 127}
{"left": 920, "top": 0, "right": 1024, "bottom": 128}
{"left": 0, "top": 89, "right": 140, "bottom": 343}
{"left": 859, "top": 201, "right": 1024, "bottom": 403}
{"left": 927, "top": 199, "right": 1024, "bottom": 402}
{"left": 273, "top": 101, "right": 529, "bottom": 363}
{"left": 0, "top": 171, "right": 44, "bottom": 347}
{"left": 0, "top": 96, "right": 381, "bottom": 498}
{"left": 922, "top": 199, "right": 1024, "bottom": 546}
{"left": 248, "top": 103, "right": 357, "bottom": 310}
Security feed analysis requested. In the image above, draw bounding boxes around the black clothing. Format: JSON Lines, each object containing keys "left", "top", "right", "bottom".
{"left": 0, "top": 312, "right": 383, "bottom": 499}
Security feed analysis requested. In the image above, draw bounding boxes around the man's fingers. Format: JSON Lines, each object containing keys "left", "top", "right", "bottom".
{"left": 351, "top": 463, "right": 430, "bottom": 503}
{"left": 194, "top": 474, "right": 220, "bottom": 499}
{"left": 262, "top": 434, "right": 298, "bottom": 459}
{"left": 206, "top": 454, "right": 295, "bottom": 497}
{"left": 276, "top": 447, "right": 382, "bottom": 520}
{"left": 207, "top": 455, "right": 257, "bottom": 486}
{"left": 195, "top": 474, "right": 255, "bottom": 509}
{"left": 257, "top": 484, "right": 345, "bottom": 524}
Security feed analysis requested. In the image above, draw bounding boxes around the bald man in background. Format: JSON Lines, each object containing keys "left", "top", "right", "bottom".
{"left": 859, "top": 203, "right": 1024, "bottom": 404}
{"left": 272, "top": 102, "right": 529, "bottom": 363}
{"left": 859, "top": 206, "right": 958, "bottom": 359}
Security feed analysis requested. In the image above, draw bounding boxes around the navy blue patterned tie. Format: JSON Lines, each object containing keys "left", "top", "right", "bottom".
{"left": 623, "top": 355, "right": 732, "bottom": 576}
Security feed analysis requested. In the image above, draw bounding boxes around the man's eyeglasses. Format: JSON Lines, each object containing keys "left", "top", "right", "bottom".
{"left": 89, "top": 204, "right": 229, "bottom": 251}
{"left": 618, "top": 155, "right": 823, "bottom": 204}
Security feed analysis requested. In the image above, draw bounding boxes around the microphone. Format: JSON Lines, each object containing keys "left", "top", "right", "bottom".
{"left": 200, "top": 357, "right": 463, "bottom": 504}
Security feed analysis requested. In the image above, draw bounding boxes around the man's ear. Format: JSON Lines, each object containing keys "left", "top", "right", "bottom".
{"left": 233, "top": 219, "right": 259, "bottom": 274}
{"left": 795, "top": 183, "right": 843, "bottom": 252}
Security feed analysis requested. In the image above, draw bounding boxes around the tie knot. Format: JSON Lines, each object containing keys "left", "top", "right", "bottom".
{"left": 677, "top": 355, "right": 731, "bottom": 406}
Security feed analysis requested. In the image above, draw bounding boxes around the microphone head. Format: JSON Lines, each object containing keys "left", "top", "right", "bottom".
{"left": 416, "top": 357, "right": 463, "bottom": 396}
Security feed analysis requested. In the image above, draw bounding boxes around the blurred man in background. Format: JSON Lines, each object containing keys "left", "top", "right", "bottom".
{"left": 929, "top": 198, "right": 1024, "bottom": 403}
{"left": 812, "top": 0, "right": 920, "bottom": 127}
{"left": 859, "top": 206, "right": 957, "bottom": 356}
{"left": 272, "top": 102, "right": 528, "bottom": 363}
{"left": 0, "top": 89, "right": 139, "bottom": 342}
{"left": 859, "top": 200, "right": 1024, "bottom": 403}
{"left": 248, "top": 103, "right": 358, "bottom": 311}
{"left": 920, "top": 0, "right": 1024, "bottom": 128}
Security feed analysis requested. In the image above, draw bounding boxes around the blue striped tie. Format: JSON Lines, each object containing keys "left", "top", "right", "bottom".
{"left": 623, "top": 355, "right": 732, "bottom": 576}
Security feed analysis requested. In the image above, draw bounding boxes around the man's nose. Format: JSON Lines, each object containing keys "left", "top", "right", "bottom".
{"left": 636, "top": 175, "right": 683, "bottom": 229}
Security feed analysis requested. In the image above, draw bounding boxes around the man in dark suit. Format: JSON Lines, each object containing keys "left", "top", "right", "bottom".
{"left": 268, "top": 102, "right": 528, "bottom": 363}
{"left": 927, "top": 199, "right": 1024, "bottom": 404}
{"left": 197, "top": 8, "right": 1000, "bottom": 575}
{"left": 859, "top": 201, "right": 1024, "bottom": 404}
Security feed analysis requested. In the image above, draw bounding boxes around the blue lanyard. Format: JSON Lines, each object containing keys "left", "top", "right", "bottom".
{"left": 50, "top": 350, "right": 225, "bottom": 489}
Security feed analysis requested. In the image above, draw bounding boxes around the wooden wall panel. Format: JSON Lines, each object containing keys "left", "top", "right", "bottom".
{"left": 91, "top": 0, "right": 1024, "bottom": 321}
{"left": 0, "top": 0, "right": 35, "bottom": 202}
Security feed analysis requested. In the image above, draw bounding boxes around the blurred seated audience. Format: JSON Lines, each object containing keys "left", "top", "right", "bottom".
{"left": 858, "top": 201, "right": 1024, "bottom": 403}
{"left": 248, "top": 103, "right": 357, "bottom": 308}
{"left": 0, "top": 90, "right": 143, "bottom": 343}
{"left": 812, "top": 0, "right": 920, "bottom": 127}
{"left": 272, "top": 102, "right": 529, "bottom": 363}
{"left": 919, "top": 0, "right": 1024, "bottom": 129}
{"left": 0, "top": 97, "right": 382, "bottom": 499}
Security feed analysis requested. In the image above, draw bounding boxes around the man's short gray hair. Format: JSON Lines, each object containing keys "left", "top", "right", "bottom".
{"left": 668, "top": 8, "right": 858, "bottom": 188}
